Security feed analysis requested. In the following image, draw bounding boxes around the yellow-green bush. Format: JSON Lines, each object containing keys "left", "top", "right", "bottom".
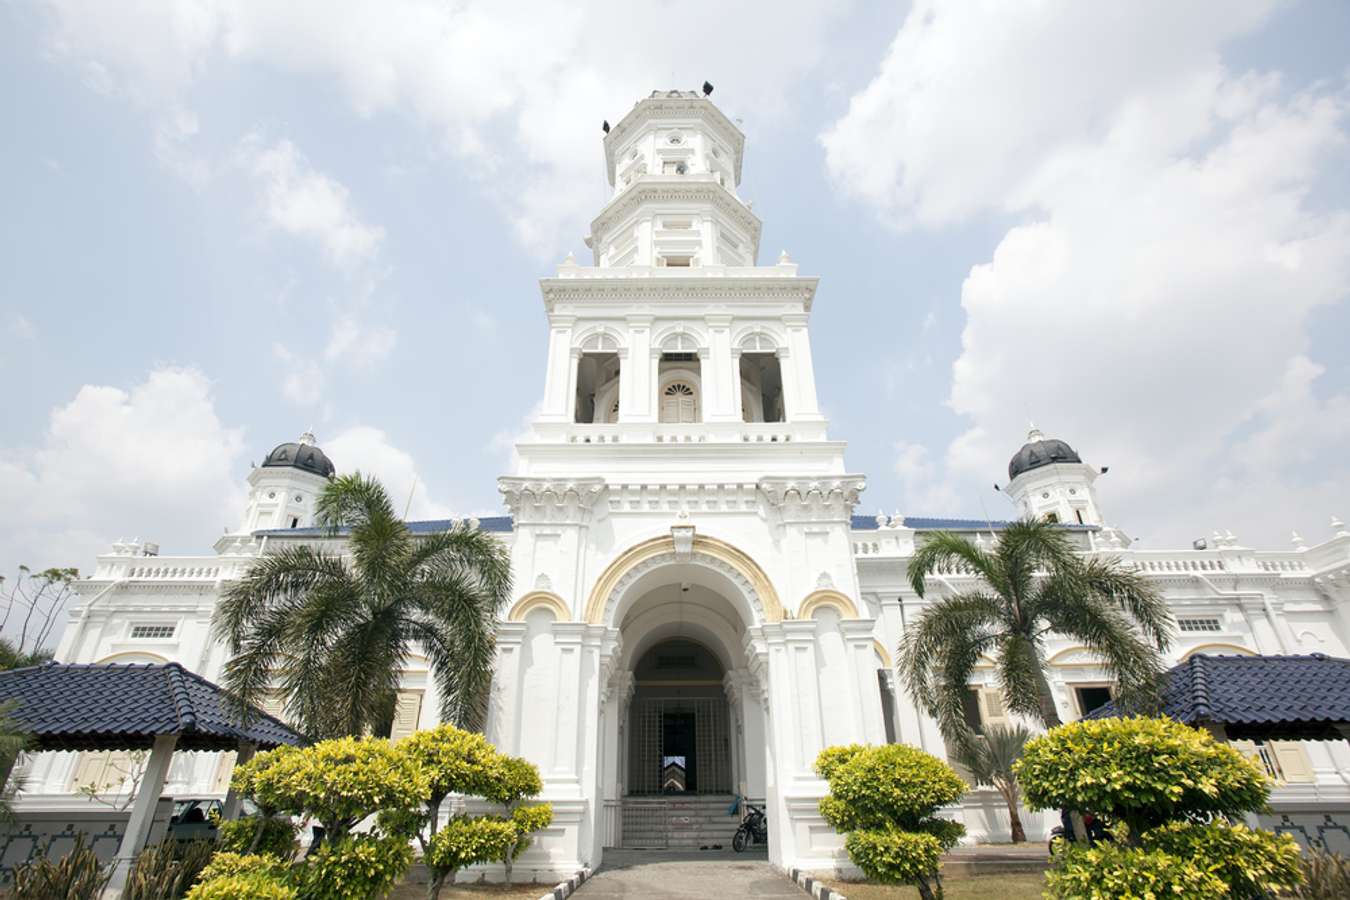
{"left": 292, "top": 834, "right": 413, "bottom": 900}
{"left": 1015, "top": 716, "right": 1269, "bottom": 834}
{"left": 216, "top": 815, "right": 298, "bottom": 859}
{"left": 185, "top": 872, "right": 296, "bottom": 900}
{"left": 1045, "top": 844, "right": 1226, "bottom": 899}
{"left": 815, "top": 744, "right": 965, "bottom": 900}
{"left": 244, "top": 737, "right": 427, "bottom": 840}
{"left": 1142, "top": 821, "right": 1302, "bottom": 899}
{"left": 400, "top": 723, "right": 500, "bottom": 803}
{"left": 195, "top": 852, "right": 289, "bottom": 884}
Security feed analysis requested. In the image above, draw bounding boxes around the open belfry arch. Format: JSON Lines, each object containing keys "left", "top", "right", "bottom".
{"left": 487, "top": 89, "right": 888, "bottom": 869}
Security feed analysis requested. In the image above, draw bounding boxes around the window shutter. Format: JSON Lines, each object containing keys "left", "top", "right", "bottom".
{"left": 979, "top": 689, "right": 1012, "bottom": 729}
{"left": 388, "top": 691, "right": 424, "bottom": 742}
{"left": 71, "top": 751, "right": 112, "bottom": 791}
{"left": 1270, "top": 741, "right": 1315, "bottom": 783}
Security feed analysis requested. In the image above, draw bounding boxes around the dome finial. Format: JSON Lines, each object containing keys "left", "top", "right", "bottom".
{"left": 299, "top": 427, "right": 316, "bottom": 446}
{"left": 1027, "top": 421, "right": 1044, "bottom": 442}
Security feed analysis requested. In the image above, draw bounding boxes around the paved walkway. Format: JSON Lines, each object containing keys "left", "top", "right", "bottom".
{"left": 575, "top": 849, "right": 803, "bottom": 898}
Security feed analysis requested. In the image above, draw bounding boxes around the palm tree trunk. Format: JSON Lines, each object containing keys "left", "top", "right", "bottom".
{"left": 1000, "top": 786, "right": 1027, "bottom": 843}
{"left": 1033, "top": 667, "right": 1062, "bottom": 728}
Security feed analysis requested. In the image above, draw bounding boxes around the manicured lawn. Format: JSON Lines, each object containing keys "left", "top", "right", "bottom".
{"left": 822, "top": 873, "right": 1046, "bottom": 899}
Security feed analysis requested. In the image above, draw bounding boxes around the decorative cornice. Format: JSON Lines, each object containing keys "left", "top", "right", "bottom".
{"left": 590, "top": 181, "right": 761, "bottom": 246}
{"left": 497, "top": 477, "right": 606, "bottom": 525}
{"left": 539, "top": 275, "right": 819, "bottom": 312}
{"left": 758, "top": 476, "right": 866, "bottom": 516}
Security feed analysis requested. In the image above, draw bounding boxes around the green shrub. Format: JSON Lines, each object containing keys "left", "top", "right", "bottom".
{"left": 185, "top": 872, "right": 296, "bottom": 900}
{"left": 4, "top": 834, "right": 111, "bottom": 900}
{"left": 292, "top": 834, "right": 412, "bottom": 900}
{"left": 243, "top": 737, "right": 427, "bottom": 842}
{"left": 124, "top": 838, "right": 215, "bottom": 899}
{"left": 1142, "top": 821, "right": 1302, "bottom": 898}
{"left": 815, "top": 743, "right": 966, "bottom": 900}
{"left": 216, "top": 816, "right": 298, "bottom": 859}
{"left": 1045, "top": 843, "right": 1226, "bottom": 899}
{"left": 1290, "top": 848, "right": 1350, "bottom": 899}
{"left": 195, "top": 852, "right": 289, "bottom": 884}
{"left": 425, "top": 815, "right": 518, "bottom": 896}
{"left": 1015, "top": 716, "right": 1269, "bottom": 834}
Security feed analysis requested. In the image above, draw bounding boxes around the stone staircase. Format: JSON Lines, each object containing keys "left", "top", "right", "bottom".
{"left": 621, "top": 795, "right": 743, "bottom": 849}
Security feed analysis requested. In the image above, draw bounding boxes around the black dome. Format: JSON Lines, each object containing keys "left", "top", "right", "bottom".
{"left": 261, "top": 432, "right": 335, "bottom": 478}
{"left": 1008, "top": 428, "right": 1081, "bottom": 480}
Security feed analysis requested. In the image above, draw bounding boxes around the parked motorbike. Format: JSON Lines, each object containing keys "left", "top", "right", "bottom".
{"left": 732, "top": 803, "right": 767, "bottom": 852}
{"left": 1048, "top": 810, "right": 1110, "bottom": 854}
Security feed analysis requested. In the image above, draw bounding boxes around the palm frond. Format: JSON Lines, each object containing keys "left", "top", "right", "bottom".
{"left": 995, "top": 633, "right": 1044, "bottom": 721}
{"left": 900, "top": 592, "right": 1003, "bottom": 751}
{"left": 409, "top": 525, "right": 513, "bottom": 613}
{"left": 907, "top": 532, "right": 1007, "bottom": 598}
{"left": 1077, "top": 556, "right": 1175, "bottom": 651}
{"left": 1042, "top": 591, "right": 1166, "bottom": 709}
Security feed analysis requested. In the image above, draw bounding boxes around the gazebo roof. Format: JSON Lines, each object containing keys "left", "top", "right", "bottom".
{"left": 1090, "top": 653, "right": 1350, "bottom": 740}
{"left": 0, "top": 662, "right": 307, "bottom": 752}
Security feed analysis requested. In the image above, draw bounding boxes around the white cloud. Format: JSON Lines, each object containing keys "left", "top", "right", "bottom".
{"left": 238, "top": 136, "right": 384, "bottom": 269}
{"left": 8, "top": 315, "right": 36, "bottom": 341}
{"left": 272, "top": 343, "right": 326, "bottom": 407}
{"left": 324, "top": 425, "right": 451, "bottom": 521}
{"left": 37, "top": 0, "right": 849, "bottom": 256}
{"left": 828, "top": 1, "right": 1350, "bottom": 546}
{"left": 153, "top": 107, "right": 211, "bottom": 187}
{"left": 324, "top": 314, "right": 396, "bottom": 369}
{"left": 0, "top": 367, "right": 247, "bottom": 571}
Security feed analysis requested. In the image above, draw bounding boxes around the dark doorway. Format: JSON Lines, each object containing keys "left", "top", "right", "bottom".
{"left": 661, "top": 710, "right": 697, "bottom": 793}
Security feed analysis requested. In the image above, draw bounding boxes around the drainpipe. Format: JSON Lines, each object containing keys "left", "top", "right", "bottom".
{"left": 60, "top": 578, "right": 124, "bottom": 664}
{"left": 1193, "top": 574, "right": 1288, "bottom": 653}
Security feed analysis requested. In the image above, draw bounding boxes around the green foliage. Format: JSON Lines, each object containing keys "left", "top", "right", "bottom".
{"left": 1045, "top": 843, "right": 1227, "bottom": 899}
{"left": 1015, "top": 716, "right": 1270, "bottom": 833}
{"left": 815, "top": 743, "right": 965, "bottom": 897}
{"left": 953, "top": 723, "right": 1031, "bottom": 842}
{"left": 509, "top": 804, "right": 554, "bottom": 852}
{"left": 426, "top": 815, "right": 518, "bottom": 876}
{"left": 844, "top": 829, "right": 944, "bottom": 886}
{"left": 185, "top": 873, "right": 296, "bottom": 900}
{"left": 3, "top": 834, "right": 111, "bottom": 900}
{"left": 400, "top": 723, "right": 500, "bottom": 804}
{"left": 815, "top": 743, "right": 966, "bottom": 834}
{"left": 124, "top": 839, "right": 215, "bottom": 899}
{"left": 485, "top": 753, "right": 545, "bottom": 806}
{"left": 1290, "top": 849, "right": 1350, "bottom": 899}
{"left": 214, "top": 474, "right": 512, "bottom": 736}
{"left": 195, "top": 852, "right": 290, "bottom": 884}
{"left": 216, "top": 816, "right": 298, "bottom": 859}
{"left": 1142, "top": 821, "right": 1302, "bottom": 898}
{"left": 291, "top": 834, "right": 412, "bottom": 900}
{"left": 900, "top": 519, "right": 1173, "bottom": 744}
{"left": 243, "top": 737, "right": 428, "bottom": 840}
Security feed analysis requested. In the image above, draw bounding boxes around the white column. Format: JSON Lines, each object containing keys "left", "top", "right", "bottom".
{"left": 705, "top": 315, "right": 736, "bottom": 421}
{"left": 105, "top": 734, "right": 177, "bottom": 899}
{"left": 488, "top": 623, "right": 528, "bottom": 755}
{"left": 624, "top": 316, "right": 654, "bottom": 421}
{"left": 783, "top": 314, "right": 823, "bottom": 420}
{"left": 221, "top": 741, "right": 256, "bottom": 820}
{"left": 730, "top": 349, "right": 745, "bottom": 421}
{"left": 550, "top": 624, "right": 587, "bottom": 786}
{"left": 539, "top": 317, "right": 576, "bottom": 422}
{"left": 840, "top": 619, "right": 888, "bottom": 745}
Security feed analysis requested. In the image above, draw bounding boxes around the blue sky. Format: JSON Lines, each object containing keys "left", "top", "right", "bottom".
{"left": 3, "top": 0, "right": 1349, "bottom": 574}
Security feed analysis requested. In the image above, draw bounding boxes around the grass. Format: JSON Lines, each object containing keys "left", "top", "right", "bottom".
{"left": 821, "top": 872, "right": 1046, "bottom": 899}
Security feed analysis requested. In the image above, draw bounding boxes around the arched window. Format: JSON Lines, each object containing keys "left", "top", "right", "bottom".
{"left": 661, "top": 382, "right": 699, "bottom": 423}
{"left": 739, "top": 333, "right": 784, "bottom": 423}
{"left": 574, "top": 331, "right": 621, "bottom": 424}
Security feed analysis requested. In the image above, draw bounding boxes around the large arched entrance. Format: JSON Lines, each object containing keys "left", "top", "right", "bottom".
{"left": 598, "top": 549, "right": 771, "bottom": 850}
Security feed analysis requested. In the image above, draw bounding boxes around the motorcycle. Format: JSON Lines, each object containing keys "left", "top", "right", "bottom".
{"left": 1048, "top": 810, "right": 1110, "bottom": 854}
{"left": 732, "top": 802, "right": 767, "bottom": 852}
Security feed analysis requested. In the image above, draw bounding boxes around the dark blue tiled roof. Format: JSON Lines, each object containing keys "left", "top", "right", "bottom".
{"left": 850, "top": 515, "right": 1096, "bottom": 532}
{"left": 0, "top": 663, "right": 307, "bottom": 752}
{"left": 258, "top": 515, "right": 513, "bottom": 538}
{"left": 1090, "top": 653, "right": 1350, "bottom": 740}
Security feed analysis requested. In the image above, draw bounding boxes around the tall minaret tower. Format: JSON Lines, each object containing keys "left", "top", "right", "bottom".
{"left": 501, "top": 87, "right": 862, "bottom": 608}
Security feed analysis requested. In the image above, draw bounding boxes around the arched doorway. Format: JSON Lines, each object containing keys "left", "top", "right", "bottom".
{"left": 627, "top": 637, "right": 731, "bottom": 795}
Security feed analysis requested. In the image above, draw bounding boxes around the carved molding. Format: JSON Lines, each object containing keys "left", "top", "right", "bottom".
{"left": 506, "top": 591, "right": 571, "bottom": 623}
{"left": 584, "top": 534, "right": 783, "bottom": 625}
{"left": 498, "top": 477, "right": 606, "bottom": 524}
{"left": 798, "top": 589, "right": 861, "bottom": 620}
{"left": 540, "top": 277, "right": 819, "bottom": 312}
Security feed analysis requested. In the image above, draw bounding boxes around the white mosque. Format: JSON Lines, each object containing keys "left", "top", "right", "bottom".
{"left": 30, "top": 90, "right": 1350, "bottom": 876}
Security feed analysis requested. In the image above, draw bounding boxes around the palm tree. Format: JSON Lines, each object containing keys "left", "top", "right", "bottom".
{"left": 900, "top": 518, "right": 1172, "bottom": 749}
{"left": 954, "top": 724, "right": 1032, "bottom": 843}
{"left": 214, "top": 474, "right": 512, "bottom": 738}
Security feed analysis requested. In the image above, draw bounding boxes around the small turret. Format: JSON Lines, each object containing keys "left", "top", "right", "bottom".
{"left": 239, "top": 431, "right": 335, "bottom": 532}
{"left": 1004, "top": 427, "right": 1105, "bottom": 526}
